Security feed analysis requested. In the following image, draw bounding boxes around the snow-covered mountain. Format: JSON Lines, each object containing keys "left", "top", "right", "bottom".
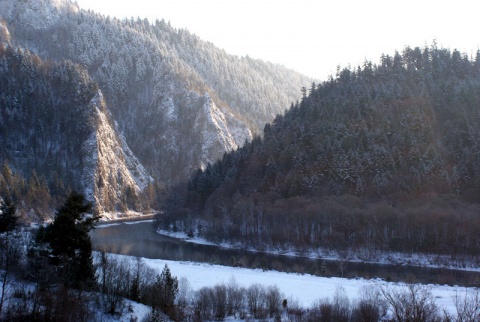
{"left": 0, "top": 45, "right": 151, "bottom": 214}
{"left": 0, "top": 0, "right": 311, "bottom": 214}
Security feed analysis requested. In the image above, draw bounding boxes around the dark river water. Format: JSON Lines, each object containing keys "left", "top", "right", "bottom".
{"left": 91, "top": 220, "right": 480, "bottom": 286}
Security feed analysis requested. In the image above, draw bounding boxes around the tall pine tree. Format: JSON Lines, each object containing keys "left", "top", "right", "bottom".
{"left": 38, "top": 191, "right": 100, "bottom": 289}
{"left": 0, "top": 198, "right": 16, "bottom": 233}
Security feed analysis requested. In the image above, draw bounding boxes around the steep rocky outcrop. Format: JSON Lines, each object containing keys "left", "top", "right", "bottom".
{"left": 0, "top": 46, "right": 150, "bottom": 214}
{"left": 81, "top": 91, "right": 152, "bottom": 213}
{"left": 0, "top": 0, "right": 311, "bottom": 185}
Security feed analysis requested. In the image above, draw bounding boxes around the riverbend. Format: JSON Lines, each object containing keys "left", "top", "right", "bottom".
{"left": 91, "top": 220, "right": 480, "bottom": 287}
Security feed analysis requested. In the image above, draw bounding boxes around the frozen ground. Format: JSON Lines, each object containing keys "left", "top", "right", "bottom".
{"left": 110, "top": 253, "right": 470, "bottom": 316}
{"left": 93, "top": 220, "right": 478, "bottom": 318}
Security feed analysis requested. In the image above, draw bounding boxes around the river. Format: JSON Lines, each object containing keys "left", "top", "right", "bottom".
{"left": 91, "top": 220, "right": 480, "bottom": 286}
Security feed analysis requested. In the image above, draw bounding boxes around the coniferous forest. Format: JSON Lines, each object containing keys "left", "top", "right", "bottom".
{"left": 3, "top": 0, "right": 480, "bottom": 321}
{"left": 0, "top": 45, "right": 95, "bottom": 214}
{"left": 162, "top": 45, "right": 480, "bottom": 261}
{"left": 0, "top": 0, "right": 311, "bottom": 217}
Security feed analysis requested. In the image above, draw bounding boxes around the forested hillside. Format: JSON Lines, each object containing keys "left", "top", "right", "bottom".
{"left": 0, "top": 0, "right": 311, "bottom": 185}
{"left": 0, "top": 45, "right": 94, "bottom": 216}
{"left": 0, "top": 45, "right": 151, "bottom": 215}
{"left": 162, "top": 45, "right": 480, "bottom": 260}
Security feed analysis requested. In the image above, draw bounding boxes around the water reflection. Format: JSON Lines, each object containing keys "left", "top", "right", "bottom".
{"left": 91, "top": 221, "right": 480, "bottom": 286}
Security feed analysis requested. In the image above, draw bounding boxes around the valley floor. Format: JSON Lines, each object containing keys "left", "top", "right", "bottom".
{"left": 89, "top": 220, "right": 480, "bottom": 319}
{"left": 110, "top": 253, "right": 470, "bottom": 318}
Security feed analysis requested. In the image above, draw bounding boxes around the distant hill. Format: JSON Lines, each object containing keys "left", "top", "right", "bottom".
{"left": 163, "top": 45, "right": 480, "bottom": 259}
{"left": 0, "top": 0, "right": 311, "bottom": 216}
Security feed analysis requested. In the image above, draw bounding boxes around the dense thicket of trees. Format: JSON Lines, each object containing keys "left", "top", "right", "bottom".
{"left": 0, "top": 198, "right": 16, "bottom": 234}
{"left": 0, "top": 44, "right": 96, "bottom": 216}
{"left": 161, "top": 45, "right": 480, "bottom": 260}
{"left": 0, "top": 198, "right": 17, "bottom": 317}
{"left": 1, "top": 0, "right": 311, "bottom": 185}
{"left": 2, "top": 197, "right": 480, "bottom": 321}
{"left": 0, "top": 44, "right": 98, "bottom": 186}
{"left": 0, "top": 0, "right": 313, "bottom": 215}
{"left": 0, "top": 44, "right": 158, "bottom": 216}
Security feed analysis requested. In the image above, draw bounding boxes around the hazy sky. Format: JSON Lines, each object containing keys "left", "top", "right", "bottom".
{"left": 75, "top": 0, "right": 480, "bottom": 80}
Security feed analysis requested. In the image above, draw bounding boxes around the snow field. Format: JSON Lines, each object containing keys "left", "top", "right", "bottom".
{"left": 109, "top": 254, "right": 468, "bottom": 316}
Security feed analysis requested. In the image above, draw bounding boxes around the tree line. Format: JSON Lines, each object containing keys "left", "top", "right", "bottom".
{"left": 0, "top": 45, "right": 166, "bottom": 217}
{"left": 160, "top": 45, "right": 480, "bottom": 262}
{"left": 0, "top": 193, "right": 179, "bottom": 321}
{"left": 2, "top": 0, "right": 311, "bottom": 185}
{"left": 2, "top": 194, "right": 480, "bottom": 321}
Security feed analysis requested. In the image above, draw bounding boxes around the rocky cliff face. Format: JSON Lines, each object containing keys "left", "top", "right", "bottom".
{"left": 196, "top": 93, "right": 252, "bottom": 169}
{"left": 0, "top": 0, "right": 311, "bottom": 214}
{"left": 0, "top": 44, "right": 150, "bottom": 214}
{"left": 81, "top": 91, "right": 152, "bottom": 213}
{"left": 0, "top": 0, "right": 310, "bottom": 180}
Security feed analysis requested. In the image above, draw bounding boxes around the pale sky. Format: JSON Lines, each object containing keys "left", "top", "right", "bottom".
{"left": 75, "top": 0, "right": 480, "bottom": 80}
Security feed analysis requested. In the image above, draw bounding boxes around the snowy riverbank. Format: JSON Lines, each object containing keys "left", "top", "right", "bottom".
{"left": 157, "top": 227, "right": 480, "bottom": 273}
{"left": 109, "top": 253, "right": 473, "bottom": 317}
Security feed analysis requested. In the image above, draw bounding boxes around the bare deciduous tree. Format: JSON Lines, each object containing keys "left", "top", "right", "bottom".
{"left": 226, "top": 277, "right": 245, "bottom": 318}
{"left": 265, "top": 285, "right": 283, "bottom": 318}
{"left": 452, "top": 288, "right": 480, "bottom": 322}
{"left": 246, "top": 283, "right": 266, "bottom": 319}
{"left": 381, "top": 284, "right": 440, "bottom": 322}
